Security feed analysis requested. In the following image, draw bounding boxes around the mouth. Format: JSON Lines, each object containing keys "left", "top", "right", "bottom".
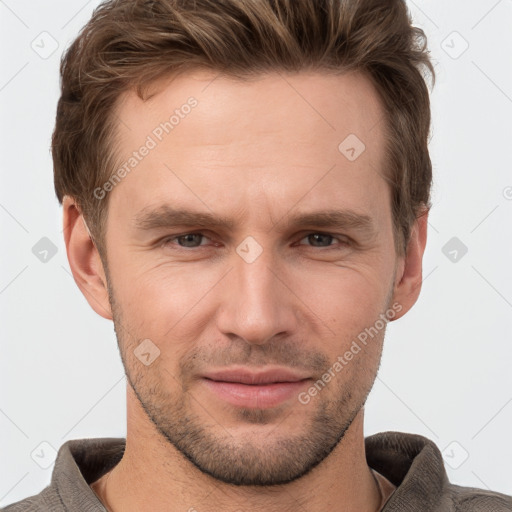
{"left": 200, "top": 367, "right": 312, "bottom": 409}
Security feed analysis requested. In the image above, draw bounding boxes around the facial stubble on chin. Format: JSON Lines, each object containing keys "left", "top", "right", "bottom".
{"left": 104, "top": 267, "right": 386, "bottom": 487}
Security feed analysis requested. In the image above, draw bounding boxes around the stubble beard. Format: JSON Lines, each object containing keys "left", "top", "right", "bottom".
{"left": 104, "top": 268, "right": 386, "bottom": 487}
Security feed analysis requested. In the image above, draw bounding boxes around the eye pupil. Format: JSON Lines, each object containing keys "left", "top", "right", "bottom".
{"left": 178, "top": 234, "right": 203, "bottom": 247}
{"left": 308, "top": 233, "right": 333, "bottom": 247}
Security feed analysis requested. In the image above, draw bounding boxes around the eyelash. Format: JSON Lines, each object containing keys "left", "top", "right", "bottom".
{"left": 159, "top": 231, "right": 350, "bottom": 251}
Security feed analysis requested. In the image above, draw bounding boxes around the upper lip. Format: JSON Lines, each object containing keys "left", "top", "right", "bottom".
{"left": 202, "top": 367, "right": 311, "bottom": 385}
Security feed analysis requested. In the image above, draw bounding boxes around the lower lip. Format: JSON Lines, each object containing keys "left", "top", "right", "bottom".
{"left": 201, "top": 378, "right": 310, "bottom": 409}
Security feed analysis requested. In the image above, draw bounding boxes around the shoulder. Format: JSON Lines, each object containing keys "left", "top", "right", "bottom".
{"left": 366, "top": 431, "right": 512, "bottom": 512}
{"left": 1, "top": 486, "right": 65, "bottom": 511}
{"left": 445, "top": 483, "right": 512, "bottom": 511}
{"left": 2, "top": 437, "right": 124, "bottom": 511}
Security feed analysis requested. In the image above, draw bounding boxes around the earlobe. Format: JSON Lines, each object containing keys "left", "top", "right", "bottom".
{"left": 389, "top": 208, "right": 429, "bottom": 321}
{"left": 62, "top": 196, "right": 113, "bottom": 320}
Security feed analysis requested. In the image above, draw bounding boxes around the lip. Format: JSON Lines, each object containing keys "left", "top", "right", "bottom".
{"left": 202, "top": 367, "right": 310, "bottom": 385}
{"left": 201, "top": 367, "right": 311, "bottom": 409}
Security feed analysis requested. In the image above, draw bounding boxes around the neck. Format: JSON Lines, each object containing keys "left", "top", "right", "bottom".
{"left": 92, "top": 386, "right": 381, "bottom": 512}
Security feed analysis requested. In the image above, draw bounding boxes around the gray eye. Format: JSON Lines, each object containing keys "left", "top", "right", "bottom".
{"left": 302, "top": 233, "right": 335, "bottom": 247}
{"left": 175, "top": 233, "right": 205, "bottom": 248}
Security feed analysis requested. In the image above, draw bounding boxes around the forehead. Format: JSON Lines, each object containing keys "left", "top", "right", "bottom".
{"left": 115, "top": 68, "right": 385, "bottom": 148}
{"left": 108, "top": 69, "right": 389, "bottom": 228}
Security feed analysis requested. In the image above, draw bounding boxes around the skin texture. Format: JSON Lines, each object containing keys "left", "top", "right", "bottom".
{"left": 63, "top": 69, "right": 428, "bottom": 512}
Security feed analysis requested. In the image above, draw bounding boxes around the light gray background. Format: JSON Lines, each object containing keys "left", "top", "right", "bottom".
{"left": 1, "top": 0, "right": 511, "bottom": 506}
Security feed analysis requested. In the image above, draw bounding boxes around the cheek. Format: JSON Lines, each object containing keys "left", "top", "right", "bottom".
{"left": 291, "top": 263, "right": 391, "bottom": 328}
{"left": 110, "top": 261, "right": 222, "bottom": 348}
{"left": 289, "top": 268, "right": 391, "bottom": 377}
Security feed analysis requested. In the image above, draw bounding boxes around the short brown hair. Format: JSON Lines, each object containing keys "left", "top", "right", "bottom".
{"left": 53, "top": 0, "right": 435, "bottom": 259}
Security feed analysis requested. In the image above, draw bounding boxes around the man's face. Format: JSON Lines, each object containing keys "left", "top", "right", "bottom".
{"left": 102, "top": 70, "right": 401, "bottom": 485}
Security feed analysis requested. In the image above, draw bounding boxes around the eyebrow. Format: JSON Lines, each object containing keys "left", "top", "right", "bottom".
{"left": 133, "top": 205, "right": 376, "bottom": 237}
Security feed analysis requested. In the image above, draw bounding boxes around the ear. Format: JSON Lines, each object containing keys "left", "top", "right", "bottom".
{"left": 389, "top": 208, "right": 429, "bottom": 321}
{"left": 62, "top": 196, "right": 113, "bottom": 320}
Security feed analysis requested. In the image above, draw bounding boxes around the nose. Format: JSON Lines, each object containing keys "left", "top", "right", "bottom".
{"left": 215, "top": 244, "right": 298, "bottom": 346}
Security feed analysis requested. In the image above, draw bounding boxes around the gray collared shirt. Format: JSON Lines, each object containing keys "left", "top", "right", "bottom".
{"left": 2, "top": 432, "right": 511, "bottom": 511}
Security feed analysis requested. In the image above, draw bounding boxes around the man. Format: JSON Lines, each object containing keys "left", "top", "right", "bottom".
{"left": 4, "top": 0, "right": 511, "bottom": 511}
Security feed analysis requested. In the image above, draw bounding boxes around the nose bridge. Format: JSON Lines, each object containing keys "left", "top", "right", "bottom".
{"left": 216, "top": 239, "right": 296, "bottom": 345}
